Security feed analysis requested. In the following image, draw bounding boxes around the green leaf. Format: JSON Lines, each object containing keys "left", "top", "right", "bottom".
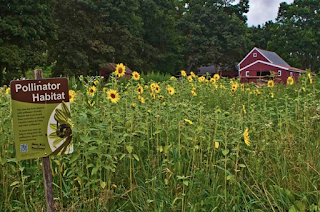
{"left": 238, "top": 164, "right": 246, "bottom": 168}
{"left": 126, "top": 145, "right": 133, "bottom": 154}
{"left": 222, "top": 149, "right": 229, "bottom": 156}
{"left": 91, "top": 167, "right": 99, "bottom": 176}
{"left": 69, "top": 152, "right": 80, "bottom": 164}
{"left": 183, "top": 180, "right": 189, "bottom": 186}
{"left": 133, "top": 154, "right": 139, "bottom": 161}
{"left": 10, "top": 181, "right": 20, "bottom": 187}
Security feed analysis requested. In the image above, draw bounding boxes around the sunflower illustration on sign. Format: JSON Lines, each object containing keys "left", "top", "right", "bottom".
{"left": 48, "top": 101, "right": 73, "bottom": 155}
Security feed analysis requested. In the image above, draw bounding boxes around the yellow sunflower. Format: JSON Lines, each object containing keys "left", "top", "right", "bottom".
{"left": 214, "top": 74, "right": 220, "bottom": 80}
{"left": 191, "top": 90, "right": 197, "bottom": 96}
{"left": 270, "top": 92, "right": 274, "bottom": 98}
{"left": 181, "top": 70, "right": 187, "bottom": 77}
{"left": 115, "top": 63, "right": 126, "bottom": 78}
{"left": 170, "top": 76, "right": 176, "bottom": 80}
{"left": 138, "top": 95, "right": 145, "bottom": 103}
{"left": 154, "top": 85, "right": 161, "bottom": 93}
{"left": 150, "top": 83, "right": 157, "bottom": 91}
{"left": 242, "top": 104, "right": 247, "bottom": 115}
{"left": 87, "top": 86, "right": 97, "bottom": 97}
{"left": 150, "top": 91, "right": 156, "bottom": 99}
{"left": 69, "top": 90, "right": 76, "bottom": 102}
{"left": 243, "top": 127, "right": 250, "bottom": 146}
{"left": 158, "top": 95, "right": 164, "bottom": 100}
{"left": 287, "top": 76, "right": 294, "bottom": 85}
{"left": 106, "top": 89, "right": 120, "bottom": 104}
{"left": 267, "top": 80, "right": 274, "bottom": 88}
{"left": 167, "top": 86, "right": 175, "bottom": 95}
{"left": 198, "top": 76, "right": 205, "bottom": 82}
{"left": 190, "top": 71, "right": 196, "bottom": 77}
{"left": 184, "top": 119, "right": 193, "bottom": 125}
{"left": 136, "top": 85, "right": 144, "bottom": 94}
{"left": 188, "top": 76, "right": 193, "bottom": 82}
{"left": 308, "top": 73, "right": 312, "bottom": 84}
{"left": 241, "top": 83, "right": 245, "bottom": 91}
{"left": 210, "top": 78, "right": 216, "bottom": 84}
{"left": 5, "top": 87, "right": 10, "bottom": 95}
{"left": 132, "top": 71, "right": 140, "bottom": 80}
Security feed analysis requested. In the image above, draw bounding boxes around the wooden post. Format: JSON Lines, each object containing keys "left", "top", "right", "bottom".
{"left": 34, "top": 69, "right": 55, "bottom": 212}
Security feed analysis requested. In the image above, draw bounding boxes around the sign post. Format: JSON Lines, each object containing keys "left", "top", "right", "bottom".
{"left": 10, "top": 70, "right": 73, "bottom": 211}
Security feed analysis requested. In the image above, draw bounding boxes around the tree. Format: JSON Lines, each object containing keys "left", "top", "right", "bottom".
{"left": 268, "top": 0, "right": 320, "bottom": 72}
{"left": 0, "top": 1, "right": 54, "bottom": 85}
{"left": 180, "top": 0, "right": 251, "bottom": 71}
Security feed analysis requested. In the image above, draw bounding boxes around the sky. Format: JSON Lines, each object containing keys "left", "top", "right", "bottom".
{"left": 233, "top": 0, "right": 294, "bottom": 26}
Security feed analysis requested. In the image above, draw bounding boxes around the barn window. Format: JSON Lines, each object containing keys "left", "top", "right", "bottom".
{"left": 245, "top": 71, "right": 249, "bottom": 77}
{"left": 290, "top": 72, "right": 293, "bottom": 77}
{"left": 258, "top": 71, "right": 270, "bottom": 76}
{"left": 278, "top": 70, "right": 282, "bottom": 76}
{"left": 253, "top": 53, "right": 257, "bottom": 57}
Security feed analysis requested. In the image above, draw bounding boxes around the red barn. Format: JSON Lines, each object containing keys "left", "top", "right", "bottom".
{"left": 239, "top": 47, "right": 305, "bottom": 84}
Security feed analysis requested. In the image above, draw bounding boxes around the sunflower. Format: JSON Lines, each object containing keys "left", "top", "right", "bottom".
{"left": 308, "top": 73, "right": 312, "bottom": 84}
{"left": 5, "top": 87, "right": 10, "bottom": 95}
{"left": 190, "top": 71, "right": 196, "bottom": 77}
{"left": 167, "top": 86, "right": 175, "bottom": 95}
{"left": 138, "top": 95, "right": 145, "bottom": 103}
{"left": 188, "top": 76, "right": 193, "bottom": 82}
{"left": 191, "top": 90, "right": 197, "bottom": 96}
{"left": 132, "top": 103, "right": 136, "bottom": 108}
{"left": 267, "top": 80, "right": 274, "bottom": 88}
{"left": 154, "top": 85, "right": 161, "bottom": 93}
{"left": 214, "top": 74, "right": 220, "bottom": 80}
{"left": 210, "top": 78, "right": 216, "bottom": 83}
{"left": 132, "top": 71, "right": 140, "bottom": 80}
{"left": 136, "top": 85, "right": 144, "bottom": 94}
{"left": 87, "top": 86, "right": 97, "bottom": 97}
{"left": 181, "top": 70, "right": 187, "bottom": 77}
{"left": 170, "top": 76, "right": 176, "bottom": 80}
{"left": 115, "top": 63, "right": 126, "bottom": 78}
{"left": 198, "top": 76, "right": 205, "bottom": 82}
{"left": 241, "top": 83, "right": 245, "bottom": 91}
{"left": 158, "top": 95, "right": 164, "bottom": 100}
{"left": 270, "top": 92, "right": 274, "bottom": 98}
{"left": 287, "top": 76, "right": 294, "bottom": 85}
{"left": 69, "top": 90, "right": 76, "bottom": 102}
{"left": 150, "top": 83, "right": 157, "bottom": 91}
{"left": 106, "top": 89, "right": 120, "bottom": 104}
{"left": 93, "top": 80, "right": 99, "bottom": 86}
{"left": 242, "top": 105, "right": 247, "bottom": 115}
{"left": 150, "top": 91, "right": 156, "bottom": 99}
{"left": 184, "top": 119, "right": 193, "bottom": 125}
{"left": 232, "top": 84, "right": 237, "bottom": 91}
{"left": 243, "top": 127, "right": 250, "bottom": 146}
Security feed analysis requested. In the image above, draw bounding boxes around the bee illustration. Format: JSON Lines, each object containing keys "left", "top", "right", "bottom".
{"left": 56, "top": 121, "right": 72, "bottom": 138}
{"left": 49, "top": 101, "right": 73, "bottom": 155}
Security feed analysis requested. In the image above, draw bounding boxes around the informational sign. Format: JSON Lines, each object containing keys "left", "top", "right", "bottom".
{"left": 10, "top": 78, "right": 73, "bottom": 160}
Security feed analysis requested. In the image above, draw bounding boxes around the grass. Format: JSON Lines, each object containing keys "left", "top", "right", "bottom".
{"left": 0, "top": 73, "right": 320, "bottom": 211}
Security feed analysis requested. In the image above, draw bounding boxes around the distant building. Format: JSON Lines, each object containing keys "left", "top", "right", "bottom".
{"left": 238, "top": 47, "right": 305, "bottom": 84}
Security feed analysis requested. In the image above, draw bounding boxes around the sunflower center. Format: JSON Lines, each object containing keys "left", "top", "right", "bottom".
{"left": 111, "top": 93, "right": 116, "bottom": 99}
{"left": 118, "top": 68, "right": 123, "bottom": 74}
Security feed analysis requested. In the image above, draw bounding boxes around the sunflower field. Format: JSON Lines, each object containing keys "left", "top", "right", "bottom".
{"left": 0, "top": 67, "right": 320, "bottom": 212}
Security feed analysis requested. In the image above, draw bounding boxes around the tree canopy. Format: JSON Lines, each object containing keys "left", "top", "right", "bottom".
{"left": 1, "top": 0, "right": 320, "bottom": 85}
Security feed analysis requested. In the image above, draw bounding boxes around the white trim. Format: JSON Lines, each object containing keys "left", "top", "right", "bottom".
{"left": 278, "top": 70, "right": 281, "bottom": 76}
{"left": 239, "top": 60, "right": 289, "bottom": 72}
{"left": 290, "top": 72, "right": 293, "bottom": 77}
{"left": 253, "top": 53, "right": 257, "bottom": 57}
{"left": 245, "top": 71, "right": 249, "bottom": 77}
{"left": 289, "top": 69, "right": 304, "bottom": 73}
{"left": 238, "top": 47, "right": 272, "bottom": 67}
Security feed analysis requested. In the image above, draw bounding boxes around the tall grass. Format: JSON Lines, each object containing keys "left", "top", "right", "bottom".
{"left": 0, "top": 74, "right": 319, "bottom": 211}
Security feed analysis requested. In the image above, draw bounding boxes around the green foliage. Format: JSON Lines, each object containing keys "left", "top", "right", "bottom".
{"left": 1, "top": 73, "right": 320, "bottom": 211}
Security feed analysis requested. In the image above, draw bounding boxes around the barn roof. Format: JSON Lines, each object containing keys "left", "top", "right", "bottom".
{"left": 256, "top": 48, "right": 290, "bottom": 67}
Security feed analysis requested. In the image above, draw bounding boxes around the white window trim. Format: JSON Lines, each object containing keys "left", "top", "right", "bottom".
{"left": 253, "top": 53, "right": 257, "bottom": 57}
{"left": 290, "top": 72, "right": 293, "bottom": 77}
{"left": 278, "top": 70, "right": 282, "bottom": 76}
{"left": 246, "top": 71, "right": 249, "bottom": 77}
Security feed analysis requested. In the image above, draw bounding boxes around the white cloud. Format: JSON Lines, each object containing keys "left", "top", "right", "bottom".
{"left": 233, "top": 0, "right": 294, "bottom": 26}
